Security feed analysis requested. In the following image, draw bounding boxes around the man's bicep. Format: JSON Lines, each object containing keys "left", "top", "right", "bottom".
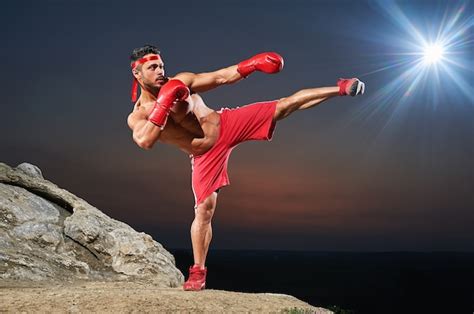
{"left": 174, "top": 71, "right": 223, "bottom": 93}
{"left": 128, "top": 112, "right": 153, "bottom": 146}
{"left": 127, "top": 112, "right": 149, "bottom": 138}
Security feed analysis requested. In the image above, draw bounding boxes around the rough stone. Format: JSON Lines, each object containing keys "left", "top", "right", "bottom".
{"left": 0, "top": 162, "right": 183, "bottom": 286}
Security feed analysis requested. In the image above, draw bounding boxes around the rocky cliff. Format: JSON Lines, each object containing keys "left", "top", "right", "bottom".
{"left": 0, "top": 162, "right": 183, "bottom": 286}
{"left": 0, "top": 162, "right": 331, "bottom": 313}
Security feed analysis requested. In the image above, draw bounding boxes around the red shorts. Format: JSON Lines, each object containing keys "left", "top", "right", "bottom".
{"left": 190, "top": 100, "right": 278, "bottom": 209}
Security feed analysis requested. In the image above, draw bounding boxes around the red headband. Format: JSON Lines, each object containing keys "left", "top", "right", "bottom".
{"left": 130, "top": 55, "right": 161, "bottom": 102}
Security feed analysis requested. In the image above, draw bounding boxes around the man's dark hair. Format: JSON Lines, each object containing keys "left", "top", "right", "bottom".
{"left": 130, "top": 44, "right": 161, "bottom": 62}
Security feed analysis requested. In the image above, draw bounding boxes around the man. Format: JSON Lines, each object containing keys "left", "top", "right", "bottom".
{"left": 127, "top": 44, "right": 365, "bottom": 291}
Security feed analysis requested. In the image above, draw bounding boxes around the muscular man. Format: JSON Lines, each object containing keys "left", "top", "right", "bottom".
{"left": 127, "top": 44, "right": 365, "bottom": 291}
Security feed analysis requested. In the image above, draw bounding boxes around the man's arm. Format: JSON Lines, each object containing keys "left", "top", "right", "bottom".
{"left": 174, "top": 52, "right": 284, "bottom": 93}
{"left": 127, "top": 111, "right": 162, "bottom": 150}
{"left": 174, "top": 66, "right": 241, "bottom": 93}
{"left": 128, "top": 79, "right": 190, "bottom": 150}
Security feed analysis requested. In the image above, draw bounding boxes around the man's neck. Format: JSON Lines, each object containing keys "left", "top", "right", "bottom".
{"left": 139, "top": 87, "right": 159, "bottom": 103}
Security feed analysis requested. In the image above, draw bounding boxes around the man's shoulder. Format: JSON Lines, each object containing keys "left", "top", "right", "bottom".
{"left": 127, "top": 103, "right": 148, "bottom": 130}
{"left": 171, "top": 72, "right": 193, "bottom": 80}
{"left": 171, "top": 72, "right": 196, "bottom": 88}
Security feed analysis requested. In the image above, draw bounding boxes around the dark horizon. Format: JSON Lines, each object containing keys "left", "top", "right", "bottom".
{"left": 2, "top": 0, "right": 473, "bottom": 252}
{"left": 171, "top": 249, "right": 474, "bottom": 313}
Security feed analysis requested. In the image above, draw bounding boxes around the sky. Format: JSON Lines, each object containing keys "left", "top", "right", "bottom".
{"left": 2, "top": 0, "right": 473, "bottom": 251}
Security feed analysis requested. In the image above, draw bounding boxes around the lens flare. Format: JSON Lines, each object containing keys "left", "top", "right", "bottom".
{"left": 358, "top": 1, "right": 473, "bottom": 108}
{"left": 345, "top": 0, "right": 473, "bottom": 149}
{"left": 423, "top": 43, "right": 445, "bottom": 64}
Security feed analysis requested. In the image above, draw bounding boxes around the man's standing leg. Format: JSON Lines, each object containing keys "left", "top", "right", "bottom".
{"left": 183, "top": 192, "right": 218, "bottom": 291}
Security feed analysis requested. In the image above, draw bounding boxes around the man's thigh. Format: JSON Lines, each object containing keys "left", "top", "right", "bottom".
{"left": 223, "top": 100, "right": 278, "bottom": 144}
{"left": 195, "top": 191, "right": 218, "bottom": 218}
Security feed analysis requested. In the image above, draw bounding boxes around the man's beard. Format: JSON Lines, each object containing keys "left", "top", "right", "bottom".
{"left": 143, "top": 82, "right": 160, "bottom": 96}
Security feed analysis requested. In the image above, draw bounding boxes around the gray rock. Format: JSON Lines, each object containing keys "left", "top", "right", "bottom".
{"left": 16, "top": 162, "right": 44, "bottom": 179}
{"left": 0, "top": 162, "right": 184, "bottom": 286}
{"left": 0, "top": 184, "right": 60, "bottom": 226}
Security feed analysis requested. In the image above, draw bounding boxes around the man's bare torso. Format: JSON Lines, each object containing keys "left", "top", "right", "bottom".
{"left": 132, "top": 93, "right": 220, "bottom": 156}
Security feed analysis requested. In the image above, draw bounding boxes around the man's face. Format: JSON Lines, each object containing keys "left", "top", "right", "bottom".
{"left": 133, "top": 53, "right": 166, "bottom": 90}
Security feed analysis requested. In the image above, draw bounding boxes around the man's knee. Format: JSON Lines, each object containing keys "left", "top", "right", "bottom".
{"left": 274, "top": 97, "right": 294, "bottom": 121}
{"left": 194, "top": 193, "right": 217, "bottom": 223}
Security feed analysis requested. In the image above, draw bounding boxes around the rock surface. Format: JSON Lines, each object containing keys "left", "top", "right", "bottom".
{"left": 0, "top": 162, "right": 183, "bottom": 286}
{"left": 0, "top": 281, "right": 332, "bottom": 313}
{"left": 0, "top": 162, "right": 331, "bottom": 313}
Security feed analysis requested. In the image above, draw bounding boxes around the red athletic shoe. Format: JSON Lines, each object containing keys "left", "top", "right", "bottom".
{"left": 337, "top": 78, "right": 365, "bottom": 96}
{"left": 183, "top": 265, "right": 207, "bottom": 291}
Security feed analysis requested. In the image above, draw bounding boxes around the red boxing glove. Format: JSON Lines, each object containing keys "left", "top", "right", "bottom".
{"left": 237, "top": 52, "right": 284, "bottom": 78}
{"left": 148, "top": 79, "right": 190, "bottom": 128}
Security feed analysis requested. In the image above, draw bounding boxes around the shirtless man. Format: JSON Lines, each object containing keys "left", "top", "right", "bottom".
{"left": 127, "top": 44, "right": 365, "bottom": 291}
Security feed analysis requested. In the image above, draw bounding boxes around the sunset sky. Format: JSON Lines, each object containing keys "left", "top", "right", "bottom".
{"left": 2, "top": 0, "right": 473, "bottom": 251}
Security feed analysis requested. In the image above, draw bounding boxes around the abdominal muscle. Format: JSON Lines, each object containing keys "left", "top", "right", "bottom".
{"left": 158, "top": 94, "right": 220, "bottom": 156}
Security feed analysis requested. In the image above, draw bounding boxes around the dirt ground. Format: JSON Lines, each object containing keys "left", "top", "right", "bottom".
{"left": 0, "top": 281, "right": 332, "bottom": 313}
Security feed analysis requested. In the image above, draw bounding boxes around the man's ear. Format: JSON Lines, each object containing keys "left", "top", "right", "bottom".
{"left": 132, "top": 69, "right": 141, "bottom": 80}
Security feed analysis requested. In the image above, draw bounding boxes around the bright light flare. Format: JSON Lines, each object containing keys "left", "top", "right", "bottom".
{"left": 358, "top": 1, "right": 473, "bottom": 109}
{"left": 348, "top": 1, "right": 473, "bottom": 142}
{"left": 423, "top": 43, "right": 445, "bottom": 64}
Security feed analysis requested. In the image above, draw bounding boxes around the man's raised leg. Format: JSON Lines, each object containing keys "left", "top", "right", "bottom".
{"left": 274, "top": 78, "right": 365, "bottom": 121}
{"left": 183, "top": 192, "right": 218, "bottom": 291}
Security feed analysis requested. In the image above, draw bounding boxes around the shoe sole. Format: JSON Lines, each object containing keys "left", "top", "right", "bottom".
{"left": 183, "top": 282, "right": 206, "bottom": 291}
{"left": 350, "top": 80, "right": 365, "bottom": 96}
